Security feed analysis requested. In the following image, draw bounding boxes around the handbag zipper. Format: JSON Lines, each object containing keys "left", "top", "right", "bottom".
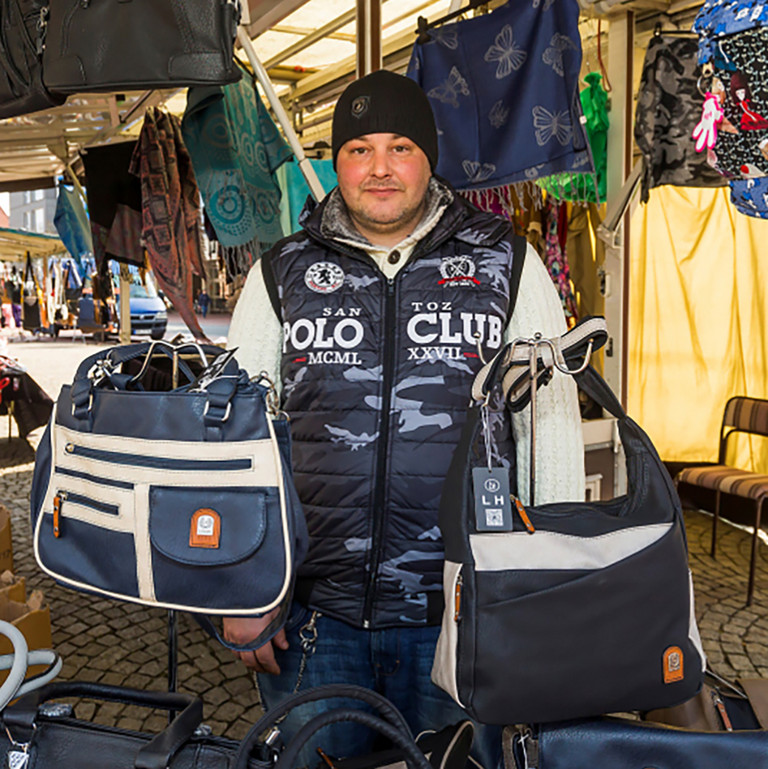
{"left": 454, "top": 572, "right": 464, "bottom": 622}
{"left": 63, "top": 444, "right": 252, "bottom": 472}
{"left": 52, "top": 491, "right": 120, "bottom": 538}
{"left": 711, "top": 689, "right": 733, "bottom": 731}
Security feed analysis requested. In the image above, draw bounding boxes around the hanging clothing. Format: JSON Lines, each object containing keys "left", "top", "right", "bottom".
{"left": 542, "top": 197, "right": 577, "bottom": 326}
{"left": 130, "top": 107, "right": 207, "bottom": 340}
{"left": 693, "top": 0, "right": 768, "bottom": 219}
{"left": 634, "top": 34, "right": 728, "bottom": 203}
{"left": 275, "top": 158, "right": 338, "bottom": 235}
{"left": 82, "top": 142, "right": 144, "bottom": 269}
{"left": 407, "top": 0, "right": 593, "bottom": 193}
{"left": 182, "top": 69, "right": 292, "bottom": 261}
{"left": 539, "top": 72, "right": 609, "bottom": 203}
{"left": 53, "top": 185, "right": 93, "bottom": 272}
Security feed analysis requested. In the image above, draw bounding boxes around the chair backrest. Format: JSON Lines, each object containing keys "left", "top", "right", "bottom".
{"left": 719, "top": 396, "right": 768, "bottom": 463}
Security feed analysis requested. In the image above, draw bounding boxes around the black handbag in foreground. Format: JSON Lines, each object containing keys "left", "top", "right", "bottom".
{"left": 0, "top": 681, "right": 257, "bottom": 769}
{"left": 503, "top": 716, "right": 768, "bottom": 769}
{"left": 431, "top": 317, "right": 706, "bottom": 724}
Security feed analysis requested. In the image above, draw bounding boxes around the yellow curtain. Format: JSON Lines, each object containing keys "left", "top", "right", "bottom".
{"left": 629, "top": 186, "right": 768, "bottom": 471}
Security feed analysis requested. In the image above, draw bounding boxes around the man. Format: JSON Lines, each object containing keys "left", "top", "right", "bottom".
{"left": 227, "top": 70, "right": 584, "bottom": 767}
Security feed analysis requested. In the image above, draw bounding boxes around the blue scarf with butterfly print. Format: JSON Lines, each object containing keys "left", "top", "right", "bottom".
{"left": 407, "top": 0, "right": 593, "bottom": 191}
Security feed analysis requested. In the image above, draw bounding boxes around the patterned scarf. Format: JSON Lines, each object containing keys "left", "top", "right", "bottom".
{"left": 182, "top": 69, "right": 292, "bottom": 268}
{"left": 130, "top": 108, "right": 208, "bottom": 341}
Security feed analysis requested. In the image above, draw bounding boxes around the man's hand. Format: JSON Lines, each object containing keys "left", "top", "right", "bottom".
{"left": 223, "top": 608, "right": 289, "bottom": 674}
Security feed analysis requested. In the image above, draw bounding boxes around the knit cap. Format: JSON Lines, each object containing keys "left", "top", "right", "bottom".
{"left": 331, "top": 70, "right": 438, "bottom": 170}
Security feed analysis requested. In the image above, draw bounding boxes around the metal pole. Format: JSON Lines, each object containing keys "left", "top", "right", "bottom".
{"left": 119, "top": 263, "right": 131, "bottom": 344}
{"left": 236, "top": 27, "right": 325, "bottom": 203}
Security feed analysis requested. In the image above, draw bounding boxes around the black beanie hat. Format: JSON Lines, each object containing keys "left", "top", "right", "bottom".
{"left": 331, "top": 70, "right": 438, "bottom": 170}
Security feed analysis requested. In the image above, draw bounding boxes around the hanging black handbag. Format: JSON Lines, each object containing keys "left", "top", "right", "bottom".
{"left": 0, "top": 681, "right": 259, "bottom": 769}
{"left": 431, "top": 318, "right": 705, "bottom": 725}
{"left": 21, "top": 254, "right": 42, "bottom": 331}
{"left": 0, "top": 0, "right": 65, "bottom": 119}
{"left": 43, "top": 0, "right": 242, "bottom": 94}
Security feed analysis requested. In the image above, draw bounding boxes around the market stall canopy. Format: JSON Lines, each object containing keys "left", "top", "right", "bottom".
{"left": 0, "top": 227, "right": 65, "bottom": 261}
{"left": 0, "top": 0, "right": 683, "bottom": 191}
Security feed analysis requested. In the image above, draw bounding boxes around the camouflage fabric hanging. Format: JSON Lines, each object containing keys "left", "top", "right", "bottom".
{"left": 634, "top": 34, "right": 727, "bottom": 203}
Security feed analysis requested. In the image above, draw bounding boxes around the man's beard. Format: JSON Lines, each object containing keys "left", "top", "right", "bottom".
{"left": 350, "top": 196, "right": 425, "bottom": 234}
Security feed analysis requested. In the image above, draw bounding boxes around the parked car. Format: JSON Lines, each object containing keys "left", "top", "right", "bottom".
{"left": 76, "top": 280, "right": 167, "bottom": 340}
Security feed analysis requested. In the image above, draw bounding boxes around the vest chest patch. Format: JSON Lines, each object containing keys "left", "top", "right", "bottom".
{"left": 305, "top": 262, "right": 345, "bottom": 293}
{"left": 438, "top": 255, "right": 480, "bottom": 287}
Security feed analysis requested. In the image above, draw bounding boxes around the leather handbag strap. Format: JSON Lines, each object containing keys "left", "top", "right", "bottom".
{"left": 273, "top": 709, "right": 433, "bottom": 769}
{"left": 235, "top": 684, "right": 414, "bottom": 769}
{"left": 471, "top": 316, "right": 609, "bottom": 411}
{"left": 3, "top": 682, "right": 203, "bottom": 769}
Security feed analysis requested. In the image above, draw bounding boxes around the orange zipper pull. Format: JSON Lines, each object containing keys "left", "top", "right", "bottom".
{"left": 711, "top": 690, "right": 733, "bottom": 731}
{"left": 454, "top": 573, "right": 463, "bottom": 622}
{"left": 53, "top": 494, "right": 63, "bottom": 538}
{"left": 513, "top": 497, "right": 535, "bottom": 534}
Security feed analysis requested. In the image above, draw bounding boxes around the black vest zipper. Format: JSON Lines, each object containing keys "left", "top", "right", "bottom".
{"left": 363, "top": 276, "right": 397, "bottom": 628}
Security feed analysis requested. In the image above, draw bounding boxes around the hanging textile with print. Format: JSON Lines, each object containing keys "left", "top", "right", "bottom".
{"left": 634, "top": 34, "right": 727, "bottom": 203}
{"left": 53, "top": 185, "right": 93, "bottom": 273}
{"left": 694, "top": 1, "right": 768, "bottom": 218}
{"left": 182, "top": 68, "right": 292, "bottom": 277}
{"left": 407, "top": 0, "right": 594, "bottom": 198}
{"left": 543, "top": 198, "right": 578, "bottom": 327}
{"left": 130, "top": 108, "right": 208, "bottom": 340}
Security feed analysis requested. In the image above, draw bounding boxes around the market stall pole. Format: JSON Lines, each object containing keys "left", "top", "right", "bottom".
{"left": 236, "top": 27, "right": 325, "bottom": 202}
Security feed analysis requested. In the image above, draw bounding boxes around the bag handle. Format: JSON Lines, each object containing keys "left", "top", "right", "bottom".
{"left": 273, "top": 708, "right": 433, "bottom": 769}
{"left": 3, "top": 682, "right": 203, "bottom": 769}
{"left": 192, "top": 593, "right": 291, "bottom": 652}
{"left": 472, "top": 316, "right": 609, "bottom": 411}
{"left": 234, "top": 685, "right": 416, "bottom": 769}
{"left": 0, "top": 620, "right": 62, "bottom": 712}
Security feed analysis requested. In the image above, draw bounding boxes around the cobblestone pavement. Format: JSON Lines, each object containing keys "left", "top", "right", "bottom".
{"left": 1, "top": 337, "right": 767, "bottom": 742}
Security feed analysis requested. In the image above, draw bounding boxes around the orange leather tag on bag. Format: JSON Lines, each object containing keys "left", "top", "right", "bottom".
{"left": 663, "top": 646, "right": 684, "bottom": 684}
{"left": 189, "top": 509, "right": 221, "bottom": 549}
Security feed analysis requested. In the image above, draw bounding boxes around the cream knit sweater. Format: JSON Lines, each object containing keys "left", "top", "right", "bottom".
{"left": 229, "top": 210, "right": 585, "bottom": 505}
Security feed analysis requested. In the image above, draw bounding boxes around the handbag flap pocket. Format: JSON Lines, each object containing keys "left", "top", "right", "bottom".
{"left": 149, "top": 486, "right": 268, "bottom": 566}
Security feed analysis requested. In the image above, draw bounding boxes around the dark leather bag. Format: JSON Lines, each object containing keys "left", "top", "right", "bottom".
{"left": 0, "top": 0, "right": 65, "bottom": 118}
{"left": 43, "top": 0, "right": 242, "bottom": 94}
{"left": 644, "top": 672, "right": 768, "bottom": 731}
{"left": 0, "top": 681, "right": 258, "bottom": 769}
{"left": 503, "top": 717, "right": 768, "bottom": 769}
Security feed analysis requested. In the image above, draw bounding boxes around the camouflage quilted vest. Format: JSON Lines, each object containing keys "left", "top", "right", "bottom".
{"left": 262, "top": 191, "right": 525, "bottom": 628}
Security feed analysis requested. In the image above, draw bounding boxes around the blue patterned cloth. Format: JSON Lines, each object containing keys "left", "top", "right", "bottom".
{"left": 693, "top": 0, "right": 768, "bottom": 63}
{"left": 407, "top": 0, "right": 592, "bottom": 191}
{"left": 276, "top": 158, "right": 337, "bottom": 235}
{"left": 53, "top": 185, "right": 93, "bottom": 272}
{"left": 182, "top": 70, "right": 292, "bottom": 250}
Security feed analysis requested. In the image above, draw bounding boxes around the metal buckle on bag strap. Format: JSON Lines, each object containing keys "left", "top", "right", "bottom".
{"left": 202, "top": 399, "right": 232, "bottom": 423}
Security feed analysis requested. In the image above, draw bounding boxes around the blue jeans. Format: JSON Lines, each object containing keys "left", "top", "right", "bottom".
{"left": 257, "top": 604, "right": 501, "bottom": 769}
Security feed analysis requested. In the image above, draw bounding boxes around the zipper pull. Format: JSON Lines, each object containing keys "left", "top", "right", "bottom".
{"left": 454, "top": 573, "right": 463, "bottom": 622}
{"left": 512, "top": 496, "right": 535, "bottom": 534}
{"left": 711, "top": 689, "right": 733, "bottom": 731}
{"left": 53, "top": 493, "right": 66, "bottom": 538}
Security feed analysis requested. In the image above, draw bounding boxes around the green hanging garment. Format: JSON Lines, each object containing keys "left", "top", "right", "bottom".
{"left": 539, "top": 72, "right": 609, "bottom": 203}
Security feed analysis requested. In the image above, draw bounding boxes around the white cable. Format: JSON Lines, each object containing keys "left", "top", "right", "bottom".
{"left": 0, "top": 621, "right": 29, "bottom": 711}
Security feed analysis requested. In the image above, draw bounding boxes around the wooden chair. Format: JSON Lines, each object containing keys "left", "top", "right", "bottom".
{"left": 677, "top": 396, "right": 768, "bottom": 605}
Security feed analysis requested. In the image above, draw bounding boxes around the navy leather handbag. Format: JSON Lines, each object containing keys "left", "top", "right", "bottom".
{"left": 432, "top": 319, "right": 705, "bottom": 724}
{"left": 30, "top": 341, "right": 307, "bottom": 637}
{"left": 504, "top": 718, "right": 768, "bottom": 769}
